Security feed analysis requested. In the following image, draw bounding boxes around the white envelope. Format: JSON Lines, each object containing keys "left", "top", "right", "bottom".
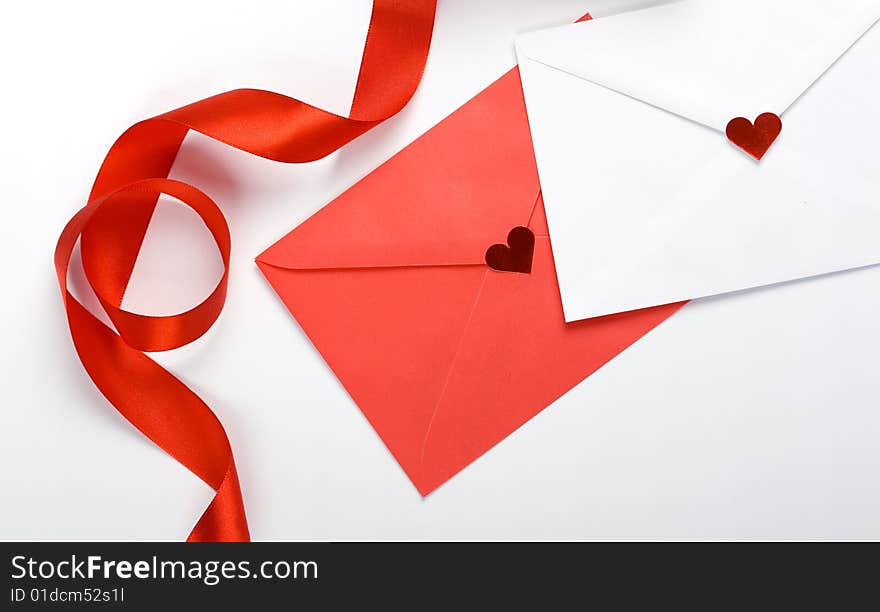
{"left": 516, "top": 0, "right": 880, "bottom": 322}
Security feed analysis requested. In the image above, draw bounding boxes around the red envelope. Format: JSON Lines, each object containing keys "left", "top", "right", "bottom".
{"left": 257, "top": 68, "right": 684, "bottom": 495}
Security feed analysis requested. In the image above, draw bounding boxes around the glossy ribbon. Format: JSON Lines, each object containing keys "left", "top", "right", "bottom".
{"left": 54, "top": 0, "right": 437, "bottom": 541}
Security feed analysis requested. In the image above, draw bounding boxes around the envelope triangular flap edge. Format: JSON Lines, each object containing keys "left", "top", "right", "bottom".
{"left": 256, "top": 69, "right": 541, "bottom": 271}
{"left": 516, "top": 0, "right": 880, "bottom": 131}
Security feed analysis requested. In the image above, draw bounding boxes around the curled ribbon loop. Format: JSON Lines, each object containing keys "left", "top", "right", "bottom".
{"left": 82, "top": 179, "right": 231, "bottom": 352}
{"left": 54, "top": 0, "right": 437, "bottom": 541}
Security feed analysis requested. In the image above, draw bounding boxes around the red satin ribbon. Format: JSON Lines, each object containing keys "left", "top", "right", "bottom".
{"left": 54, "top": 1, "right": 437, "bottom": 542}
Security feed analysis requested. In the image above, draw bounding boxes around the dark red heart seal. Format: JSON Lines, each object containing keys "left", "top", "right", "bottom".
{"left": 725, "top": 112, "right": 782, "bottom": 161}
{"left": 485, "top": 226, "right": 535, "bottom": 274}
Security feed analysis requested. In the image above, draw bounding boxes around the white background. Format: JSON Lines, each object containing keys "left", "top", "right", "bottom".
{"left": 2, "top": 0, "right": 878, "bottom": 540}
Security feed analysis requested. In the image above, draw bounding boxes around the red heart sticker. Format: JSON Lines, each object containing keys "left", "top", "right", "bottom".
{"left": 485, "top": 226, "right": 535, "bottom": 274}
{"left": 725, "top": 112, "right": 782, "bottom": 161}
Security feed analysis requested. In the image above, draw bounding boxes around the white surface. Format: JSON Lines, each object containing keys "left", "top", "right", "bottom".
{"left": 1, "top": 0, "right": 879, "bottom": 540}
{"left": 518, "top": 0, "right": 880, "bottom": 322}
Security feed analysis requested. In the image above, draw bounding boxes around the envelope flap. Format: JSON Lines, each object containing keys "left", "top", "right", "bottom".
{"left": 257, "top": 69, "right": 539, "bottom": 270}
{"left": 516, "top": 0, "right": 880, "bottom": 131}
